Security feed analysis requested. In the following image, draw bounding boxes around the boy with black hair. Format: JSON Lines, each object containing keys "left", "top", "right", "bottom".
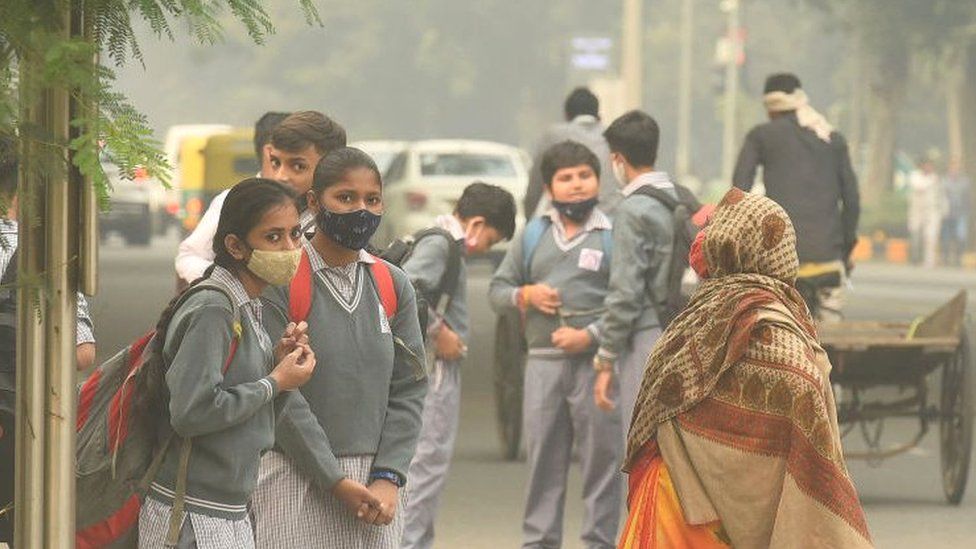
{"left": 593, "top": 111, "right": 676, "bottom": 432}
{"left": 491, "top": 140, "right": 622, "bottom": 549}
{"left": 175, "top": 110, "right": 347, "bottom": 284}
{"left": 400, "top": 182, "right": 516, "bottom": 549}
{"left": 0, "top": 134, "right": 97, "bottom": 544}
{"left": 524, "top": 87, "right": 620, "bottom": 219}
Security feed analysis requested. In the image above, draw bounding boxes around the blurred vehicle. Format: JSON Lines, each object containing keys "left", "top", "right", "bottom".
{"left": 162, "top": 124, "right": 233, "bottom": 232}
{"left": 350, "top": 140, "right": 409, "bottom": 175}
{"left": 100, "top": 161, "right": 163, "bottom": 246}
{"left": 178, "top": 128, "right": 258, "bottom": 233}
{"left": 375, "top": 140, "right": 528, "bottom": 253}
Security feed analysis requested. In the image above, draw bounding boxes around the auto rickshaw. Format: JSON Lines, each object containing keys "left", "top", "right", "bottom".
{"left": 178, "top": 128, "right": 259, "bottom": 232}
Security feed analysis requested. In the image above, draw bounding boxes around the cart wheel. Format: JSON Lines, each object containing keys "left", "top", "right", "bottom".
{"left": 493, "top": 310, "right": 525, "bottom": 461}
{"left": 940, "top": 323, "right": 974, "bottom": 505}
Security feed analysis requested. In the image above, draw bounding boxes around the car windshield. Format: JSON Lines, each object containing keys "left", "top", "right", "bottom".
{"left": 419, "top": 153, "right": 516, "bottom": 177}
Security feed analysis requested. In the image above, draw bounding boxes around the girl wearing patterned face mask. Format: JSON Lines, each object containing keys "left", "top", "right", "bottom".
{"left": 252, "top": 148, "right": 427, "bottom": 549}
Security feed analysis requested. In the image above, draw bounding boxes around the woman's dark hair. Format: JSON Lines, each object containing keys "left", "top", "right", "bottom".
{"left": 312, "top": 147, "right": 382, "bottom": 194}
{"left": 539, "top": 140, "right": 601, "bottom": 188}
{"left": 603, "top": 110, "right": 660, "bottom": 168}
{"left": 132, "top": 178, "right": 297, "bottom": 432}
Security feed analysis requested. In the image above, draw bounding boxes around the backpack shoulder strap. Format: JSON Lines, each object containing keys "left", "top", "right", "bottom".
{"left": 600, "top": 228, "right": 613, "bottom": 268}
{"left": 413, "top": 227, "right": 462, "bottom": 314}
{"left": 176, "top": 280, "right": 242, "bottom": 374}
{"left": 521, "top": 217, "right": 552, "bottom": 274}
{"left": 369, "top": 258, "right": 398, "bottom": 319}
{"left": 632, "top": 185, "right": 680, "bottom": 211}
{"left": 289, "top": 248, "right": 314, "bottom": 323}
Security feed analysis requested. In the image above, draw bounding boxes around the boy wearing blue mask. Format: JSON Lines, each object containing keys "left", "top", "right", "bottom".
{"left": 400, "top": 182, "right": 517, "bottom": 549}
{"left": 490, "top": 140, "right": 621, "bottom": 549}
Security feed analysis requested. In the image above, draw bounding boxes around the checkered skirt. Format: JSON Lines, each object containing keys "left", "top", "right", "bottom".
{"left": 252, "top": 451, "right": 406, "bottom": 549}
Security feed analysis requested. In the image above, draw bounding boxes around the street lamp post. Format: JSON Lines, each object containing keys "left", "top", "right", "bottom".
{"left": 621, "top": 0, "right": 644, "bottom": 109}
{"left": 676, "top": 0, "right": 695, "bottom": 179}
{"left": 720, "top": 0, "right": 741, "bottom": 184}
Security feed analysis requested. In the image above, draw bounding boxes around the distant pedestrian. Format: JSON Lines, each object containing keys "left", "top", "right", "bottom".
{"left": 908, "top": 155, "right": 945, "bottom": 268}
{"left": 523, "top": 87, "right": 621, "bottom": 219}
{"left": 940, "top": 157, "right": 971, "bottom": 266}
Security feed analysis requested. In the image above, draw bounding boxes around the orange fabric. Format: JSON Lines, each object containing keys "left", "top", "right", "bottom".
{"left": 619, "top": 444, "right": 729, "bottom": 549}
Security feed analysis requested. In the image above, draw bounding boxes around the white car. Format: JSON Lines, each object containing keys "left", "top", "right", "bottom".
{"left": 374, "top": 139, "right": 528, "bottom": 250}
{"left": 350, "top": 140, "right": 409, "bottom": 176}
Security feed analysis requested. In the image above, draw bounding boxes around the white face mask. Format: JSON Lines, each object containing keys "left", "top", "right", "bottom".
{"left": 611, "top": 160, "right": 628, "bottom": 187}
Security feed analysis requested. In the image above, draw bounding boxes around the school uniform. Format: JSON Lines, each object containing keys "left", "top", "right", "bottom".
{"left": 596, "top": 172, "right": 676, "bottom": 435}
{"left": 0, "top": 219, "right": 96, "bottom": 544}
{"left": 138, "top": 266, "right": 279, "bottom": 549}
{"left": 489, "top": 208, "right": 622, "bottom": 549}
{"left": 400, "top": 215, "right": 469, "bottom": 549}
{"left": 253, "top": 238, "right": 427, "bottom": 549}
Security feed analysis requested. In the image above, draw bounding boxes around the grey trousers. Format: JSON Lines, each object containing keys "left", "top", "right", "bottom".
{"left": 400, "top": 360, "right": 462, "bottom": 549}
{"left": 522, "top": 354, "right": 623, "bottom": 549}
{"left": 617, "top": 327, "right": 662, "bottom": 438}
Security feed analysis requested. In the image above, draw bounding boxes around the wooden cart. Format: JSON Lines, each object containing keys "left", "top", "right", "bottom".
{"left": 819, "top": 291, "right": 974, "bottom": 504}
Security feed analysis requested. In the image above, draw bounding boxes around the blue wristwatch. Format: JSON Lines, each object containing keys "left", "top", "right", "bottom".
{"left": 368, "top": 469, "right": 404, "bottom": 487}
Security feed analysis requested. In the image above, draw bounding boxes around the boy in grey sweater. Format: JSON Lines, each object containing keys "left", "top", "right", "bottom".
{"left": 490, "top": 141, "right": 622, "bottom": 549}
{"left": 400, "top": 183, "right": 516, "bottom": 549}
{"left": 593, "top": 111, "right": 676, "bottom": 434}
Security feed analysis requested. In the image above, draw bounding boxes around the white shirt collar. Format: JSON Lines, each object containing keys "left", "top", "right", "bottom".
{"left": 302, "top": 238, "right": 375, "bottom": 273}
{"left": 571, "top": 114, "right": 599, "bottom": 125}
{"left": 435, "top": 214, "right": 466, "bottom": 240}
{"left": 543, "top": 206, "right": 611, "bottom": 251}
{"left": 621, "top": 171, "right": 674, "bottom": 197}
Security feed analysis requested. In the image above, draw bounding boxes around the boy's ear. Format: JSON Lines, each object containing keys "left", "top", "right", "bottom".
{"left": 306, "top": 189, "right": 320, "bottom": 212}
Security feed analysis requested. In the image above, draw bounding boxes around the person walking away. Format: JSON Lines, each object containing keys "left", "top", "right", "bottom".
{"left": 399, "top": 182, "right": 517, "bottom": 549}
{"left": 491, "top": 140, "right": 621, "bottom": 549}
{"left": 592, "top": 111, "right": 676, "bottom": 436}
{"left": 733, "top": 73, "right": 860, "bottom": 322}
{"left": 0, "top": 135, "right": 97, "bottom": 546}
{"left": 135, "top": 178, "right": 316, "bottom": 548}
{"left": 619, "top": 188, "right": 872, "bottom": 549}
{"left": 253, "top": 148, "right": 427, "bottom": 548}
{"left": 940, "top": 157, "right": 971, "bottom": 266}
{"left": 523, "top": 87, "right": 621, "bottom": 219}
{"left": 907, "top": 155, "right": 945, "bottom": 269}
{"left": 175, "top": 111, "right": 346, "bottom": 286}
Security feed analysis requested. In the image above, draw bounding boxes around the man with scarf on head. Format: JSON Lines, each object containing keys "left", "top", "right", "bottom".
{"left": 733, "top": 73, "right": 860, "bottom": 322}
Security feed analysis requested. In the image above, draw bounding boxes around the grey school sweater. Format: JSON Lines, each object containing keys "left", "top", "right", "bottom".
{"left": 489, "top": 209, "right": 611, "bottom": 358}
{"left": 401, "top": 222, "right": 469, "bottom": 344}
{"left": 596, "top": 173, "right": 675, "bottom": 362}
{"left": 261, "top": 247, "right": 427, "bottom": 489}
{"left": 149, "top": 280, "right": 278, "bottom": 520}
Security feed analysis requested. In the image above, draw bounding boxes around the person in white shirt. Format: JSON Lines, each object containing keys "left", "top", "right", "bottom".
{"left": 175, "top": 111, "right": 347, "bottom": 285}
{"left": 907, "top": 156, "right": 946, "bottom": 269}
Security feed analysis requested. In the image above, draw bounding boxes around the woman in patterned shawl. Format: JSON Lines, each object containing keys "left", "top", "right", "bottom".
{"left": 619, "top": 188, "right": 872, "bottom": 549}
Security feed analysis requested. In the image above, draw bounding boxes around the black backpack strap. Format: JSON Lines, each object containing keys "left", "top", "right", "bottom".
{"left": 631, "top": 185, "right": 681, "bottom": 211}
{"left": 412, "top": 227, "right": 463, "bottom": 316}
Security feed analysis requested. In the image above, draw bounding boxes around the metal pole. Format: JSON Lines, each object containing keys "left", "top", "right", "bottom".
{"left": 14, "top": 1, "right": 79, "bottom": 546}
{"left": 621, "top": 0, "right": 643, "bottom": 109}
{"left": 720, "top": 0, "right": 740, "bottom": 183}
{"left": 676, "top": 0, "right": 694, "bottom": 179}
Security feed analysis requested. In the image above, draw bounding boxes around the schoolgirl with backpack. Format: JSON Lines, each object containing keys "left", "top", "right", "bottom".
{"left": 251, "top": 147, "right": 427, "bottom": 548}
{"left": 75, "top": 178, "right": 316, "bottom": 548}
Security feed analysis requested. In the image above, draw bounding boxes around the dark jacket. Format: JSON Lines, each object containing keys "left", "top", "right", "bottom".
{"left": 732, "top": 113, "right": 860, "bottom": 264}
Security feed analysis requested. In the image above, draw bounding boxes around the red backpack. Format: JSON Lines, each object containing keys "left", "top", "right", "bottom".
{"left": 288, "top": 248, "right": 397, "bottom": 322}
{"left": 75, "top": 282, "right": 241, "bottom": 548}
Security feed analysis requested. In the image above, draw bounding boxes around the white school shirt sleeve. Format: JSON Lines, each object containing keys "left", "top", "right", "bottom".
{"left": 174, "top": 189, "right": 228, "bottom": 282}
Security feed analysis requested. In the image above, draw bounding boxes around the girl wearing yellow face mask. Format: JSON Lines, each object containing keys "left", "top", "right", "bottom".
{"left": 133, "top": 178, "right": 317, "bottom": 548}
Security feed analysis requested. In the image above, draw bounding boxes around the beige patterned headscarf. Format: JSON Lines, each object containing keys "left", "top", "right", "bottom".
{"left": 625, "top": 187, "right": 817, "bottom": 467}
